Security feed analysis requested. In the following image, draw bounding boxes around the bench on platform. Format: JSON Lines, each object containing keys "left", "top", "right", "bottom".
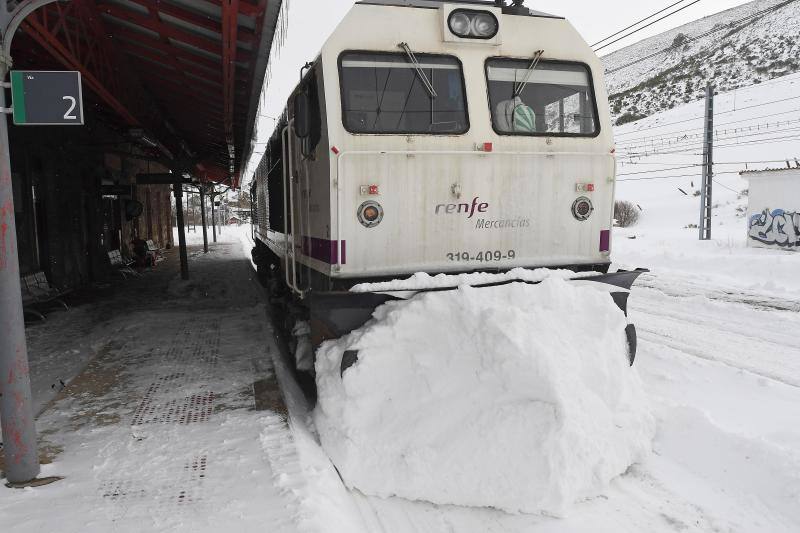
{"left": 21, "top": 271, "right": 71, "bottom": 321}
{"left": 146, "top": 239, "right": 165, "bottom": 263}
{"left": 108, "top": 249, "right": 139, "bottom": 279}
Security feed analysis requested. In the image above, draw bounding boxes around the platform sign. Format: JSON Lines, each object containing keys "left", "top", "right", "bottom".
{"left": 10, "top": 70, "right": 84, "bottom": 126}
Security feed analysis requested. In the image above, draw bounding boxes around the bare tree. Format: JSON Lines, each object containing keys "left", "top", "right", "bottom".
{"left": 614, "top": 200, "right": 641, "bottom": 228}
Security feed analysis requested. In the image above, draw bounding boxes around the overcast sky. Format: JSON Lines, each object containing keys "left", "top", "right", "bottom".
{"left": 246, "top": 0, "right": 754, "bottom": 173}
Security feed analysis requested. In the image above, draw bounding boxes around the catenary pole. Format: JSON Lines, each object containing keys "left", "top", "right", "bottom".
{"left": 173, "top": 185, "right": 189, "bottom": 279}
{"left": 699, "top": 83, "right": 714, "bottom": 240}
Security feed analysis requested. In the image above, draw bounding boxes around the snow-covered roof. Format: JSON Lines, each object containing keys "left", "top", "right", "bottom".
{"left": 739, "top": 166, "right": 800, "bottom": 176}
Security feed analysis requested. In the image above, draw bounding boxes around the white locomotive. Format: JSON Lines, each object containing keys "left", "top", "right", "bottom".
{"left": 250, "top": 0, "right": 644, "bottom": 368}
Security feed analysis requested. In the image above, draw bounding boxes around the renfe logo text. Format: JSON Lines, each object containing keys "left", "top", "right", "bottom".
{"left": 435, "top": 197, "right": 489, "bottom": 219}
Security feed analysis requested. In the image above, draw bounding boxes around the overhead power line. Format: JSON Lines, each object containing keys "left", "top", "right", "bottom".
{"left": 614, "top": 94, "right": 800, "bottom": 136}
{"left": 593, "top": 0, "right": 702, "bottom": 53}
{"left": 617, "top": 164, "right": 698, "bottom": 176}
{"left": 617, "top": 132, "right": 800, "bottom": 157}
{"left": 605, "top": 0, "right": 798, "bottom": 74}
{"left": 616, "top": 110, "right": 800, "bottom": 145}
{"left": 617, "top": 122, "right": 800, "bottom": 152}
{"left": 617, "top": 170, "right": 742, "bottom": 182}
{"left": 591, "top": 0, "right": 694, "bottom": 47}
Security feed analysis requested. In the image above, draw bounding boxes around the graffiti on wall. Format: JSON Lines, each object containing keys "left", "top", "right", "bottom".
{"left": 748, "top": 208, "right": 800, "bottom": 248}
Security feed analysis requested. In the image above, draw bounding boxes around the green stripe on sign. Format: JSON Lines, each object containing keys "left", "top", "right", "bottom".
{"left": 10, "top": 71, "right": 27, "bottom": 124}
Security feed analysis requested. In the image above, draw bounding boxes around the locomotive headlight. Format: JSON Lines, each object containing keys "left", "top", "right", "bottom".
{"left": 357, "top": 201, "right": 384, "bottom": 228}
{"left": 471, "top": 13, "right": 498, "bottom": 38}
{"left": 572, "top": 197, "right": 594, "bottom": 221}
{"left": 448, "top": 12, "right": 471, "bottom": 37}
{"left": 448, "top": 10, "right": 498, "bottom": 39}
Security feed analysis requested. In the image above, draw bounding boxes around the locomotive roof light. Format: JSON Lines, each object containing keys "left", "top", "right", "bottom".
{"left": 442, "top": 6, "right": 502, "bottom": 44}
{"left": 572, "top": 197, "right": 594, "bottom": 221}
{"left": 449, "top": 12, "right": 471, "bottom": 37}
{"left": 358, "top": 201, "right": 384, "bottom": 228}
{"left": 447, "top": 10, "right": 499, "bottom": 39}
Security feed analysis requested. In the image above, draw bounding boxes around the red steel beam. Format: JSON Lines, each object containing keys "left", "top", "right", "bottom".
{"left": 212, "top": 0, "right": 259, "bottom": 18}
{"left": 98, "top": 4, "right": 258, "bottom": 62}
{"left": 122, "top": 46, "right": 224, "bottom": 85}
{"left": 113, "top": 30, "right": 222, "bottom": 72}
{"left": 124, "top": 0, "right": 257, "bottom": 44}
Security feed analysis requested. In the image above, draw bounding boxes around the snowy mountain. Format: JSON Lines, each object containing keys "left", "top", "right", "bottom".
{"left": 603, "top": 0, "right": 800, "bottom": 124}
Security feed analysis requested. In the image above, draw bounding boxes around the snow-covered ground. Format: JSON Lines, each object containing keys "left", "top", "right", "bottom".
{"left": 1, "top": 231, "right": 307, "bottom": 533}
{"left": 613, "top": 71, "right": 800, "bottom": 297}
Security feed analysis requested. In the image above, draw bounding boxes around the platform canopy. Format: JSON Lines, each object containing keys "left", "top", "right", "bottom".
{"left": 9, "top": 0, "right": 283, "bottom": 187}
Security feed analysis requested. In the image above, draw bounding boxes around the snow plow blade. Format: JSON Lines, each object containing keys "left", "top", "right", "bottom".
{"left": 309, "top": 269, "right": 647, "bottom": 365}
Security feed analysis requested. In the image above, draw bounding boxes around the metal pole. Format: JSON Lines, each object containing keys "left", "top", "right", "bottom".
{"left": 199, "top": 186, "right": 208, "bottom": 253}
{"left": 699, "top": 83, "right": 714, "bottom": 240}
{"left": 0, "top": 60, "right": 41, "bottom": 483}
{"left": 173, "top": 185, "right": 189, "bottom": 280}
{"left": 210, "top": 187, "right": 217, "bottom": 243}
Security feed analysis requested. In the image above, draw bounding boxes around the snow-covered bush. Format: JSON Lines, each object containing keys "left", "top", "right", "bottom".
{"left": 614, "top": 200, "right": 641, "bottom": 227}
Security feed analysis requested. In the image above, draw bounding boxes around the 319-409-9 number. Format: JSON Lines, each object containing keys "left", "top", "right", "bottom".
{"left": 446, "top": 250, "right": 516, "bottom": 262}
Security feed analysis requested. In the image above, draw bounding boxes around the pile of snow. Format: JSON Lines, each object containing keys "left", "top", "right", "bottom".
{"left": 314, "top": 278, "right": 655, "bottom": 516}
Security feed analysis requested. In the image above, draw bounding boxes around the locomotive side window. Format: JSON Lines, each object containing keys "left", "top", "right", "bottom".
{"left": 486, "top": 59, "right": 598, "bottom": 137}
{"left": 339, "top": 52, "right": 469, "bottom": 134}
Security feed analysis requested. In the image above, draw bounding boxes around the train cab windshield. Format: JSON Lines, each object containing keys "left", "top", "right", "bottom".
{"left": 339, "top": 52, "right": 469, "bottom": 134}
{"left": 486, "top": 59, "right": 598, "bottom": 137}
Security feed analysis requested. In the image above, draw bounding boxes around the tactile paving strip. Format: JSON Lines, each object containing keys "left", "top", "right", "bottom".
{"left": 131, "top": 322, "right": 221, "bottom": 426}
{"left": 132, "top": 391, "right": 214, "bottom": 425}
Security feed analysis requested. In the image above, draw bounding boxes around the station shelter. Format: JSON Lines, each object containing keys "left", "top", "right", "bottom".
{"left": 7, "top": 0, "right": 283, "bottom": 289}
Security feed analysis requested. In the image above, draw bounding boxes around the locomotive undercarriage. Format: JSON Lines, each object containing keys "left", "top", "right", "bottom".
{"left": 252, "top": 238, "right": 645, "bottom": 389}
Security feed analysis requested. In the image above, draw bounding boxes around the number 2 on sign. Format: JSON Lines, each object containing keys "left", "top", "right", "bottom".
{"left": 63, "top": 96, "right": 77, "bottom": 120}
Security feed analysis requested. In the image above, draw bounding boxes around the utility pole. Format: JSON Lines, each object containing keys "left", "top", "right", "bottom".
{"left": 199, "top": 185, "right": 208, "bottom": 253}
{"left": 699, "top": 83, "right": 714, "bottom": 240}
{"left": 173, "top": 185, "right": 189, "bottom": 280}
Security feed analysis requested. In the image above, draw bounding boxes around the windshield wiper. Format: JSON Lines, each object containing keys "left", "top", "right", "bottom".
{"left": 398, "top": 42, "right": 437, "bottom": 99}
{"left": 514, "top": 49, "right": 544, "bottom": 97}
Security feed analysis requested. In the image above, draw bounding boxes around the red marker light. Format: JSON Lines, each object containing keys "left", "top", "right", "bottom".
{"left": 331, "top": 146, "right": 340, "bottom": 155}
{"left": 483, "top": 142, "right": 493, "bottom": 152}
{"left": 369, "top": 185, "right": 379, "bottom": 195}
{"left": 587, "top": 183, "right": 595, "bottom": 192}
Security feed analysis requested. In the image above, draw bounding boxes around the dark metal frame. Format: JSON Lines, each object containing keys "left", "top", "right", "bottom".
{"left": 337, "top": 50, "right": 471, "bottom": 136}
{"left": 484, "top": 57, "right": 602, "bottom": 138}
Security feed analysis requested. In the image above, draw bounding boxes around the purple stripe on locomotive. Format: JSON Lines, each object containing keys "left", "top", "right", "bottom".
{"left": 302, "top": 236, "right": 346, "bottom": 265}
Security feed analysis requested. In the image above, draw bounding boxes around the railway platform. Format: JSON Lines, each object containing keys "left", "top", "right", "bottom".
{"left": 0, "top": 231, "right": 301, "bottom": 533}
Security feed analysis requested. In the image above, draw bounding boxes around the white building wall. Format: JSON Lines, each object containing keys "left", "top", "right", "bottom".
{"left": 744, "top": 168, "right": 800, "bottom": 250}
